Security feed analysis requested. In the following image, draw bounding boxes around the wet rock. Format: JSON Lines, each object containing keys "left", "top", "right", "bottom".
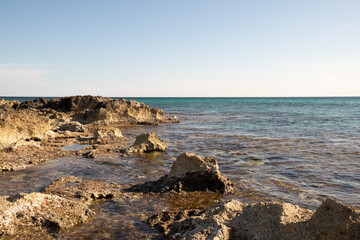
{"left": 0, "top": 192, "right": 94, "bottom": 236}
{"left": 148, "top": 198, "right": 360, "bottom": 240}
{"left": 125, "top": 152, "right": 234, "bottom": 194}
{"left": 149, "top": 200, "right": 243, "bottom": 239}
{"left": 43, "top": 176, "right": 123, "bottom": 202}
{"left": 127, "top": 132, "right": 168, "bottom": 153}
{"left": 58, "top": 121, "right": 85, "bottom": 132}
{"left": 170, "top": 152, "right": 219, "bottom": 176}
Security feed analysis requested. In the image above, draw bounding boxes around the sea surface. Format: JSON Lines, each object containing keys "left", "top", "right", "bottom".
{"left": 1, "top": 96, "right": 360, "bottom": 238}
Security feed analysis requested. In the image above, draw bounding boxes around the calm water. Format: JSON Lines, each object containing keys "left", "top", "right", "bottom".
{"left": 1, "top": 97, "right": 360, "bottom": 238}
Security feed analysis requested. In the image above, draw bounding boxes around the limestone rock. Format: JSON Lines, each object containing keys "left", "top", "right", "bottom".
{"left": 94, "top": 128, "right": 123, "bottom": 139}
{"left": 306, "top": 198, "right": 360, "bottom": 240}
{"left": 43, "top": 176, "right": 123, "bottom": 202}
{"left": 128, "top": 132, "right": 168, "bottom": 153}
{"left": 0, "top": 192, "right": 94, "bottom": 236}
{"left": 0, "top": 107, "right": 51, "bottom": 149}
{"left": 125, "top": 152, "right": 234, "bottom": 194}
{"left": 19, "top": 95, "right": 178, "bottom": 125}
{"left": 58, "top": 121, "right": 85, "bottom": 132}
{"left": 170, "top": 152, "right": 220, "bottom": 176}
{"left": 148, "top": 198, "right": 360, "bottom": 240}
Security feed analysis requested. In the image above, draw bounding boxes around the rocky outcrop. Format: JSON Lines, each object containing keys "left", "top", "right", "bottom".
{"left": 148, "top": 198, "right": 360, "bottom": 240}
{"left": 0, "top": 192, "right": 94, "bottom": 236}
{"left": 19, "top": 95, "right": 178, "bottom": 125}
{"left": 127, "top": 132, "right": 168, "bottom": 153}
{"left": 0, "top": 107, "right": 51, "bottom": 149}
{"left": 43, "top": 176, "right": 123, "bottom": 202}
{"left": 125, "top": 152, "right": 234, "bottom": 194}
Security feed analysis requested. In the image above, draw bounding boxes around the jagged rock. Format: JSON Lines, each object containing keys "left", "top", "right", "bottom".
{"left": 0, "top": 99, "right": 20, "bottom": 108}
{"left": 306, "top": 198, "right": 360, "bottom": 240}
{"left": 0, "top": 192, "right": 94, "bottom": 236}
{"left": 0, "top": 108, "right": 51, "bottom": 149}
{"left": 127, "top": 132, "right": 168, "bottom": 153}
{"left": 18, "top": 95, "right": 178, "bottom": 125}
{"left": 170, "top": 152, "right": 220, "bottom": 176}
{"left": 94, "top": 128, "right": 123, "bottom": 139}
{"left": 148, "top": 198, "right": 360, "bottom": 240}
{"left": 58, "top": 121, "right": 85, "bottom": 132}
{"left": 125, "top": 152, "right": 234, "bottom": 194}
{"left": 43, "top": 176, "right": 123, "bottom": 201}
{"left": 149, "top": 200, "right": 243, "bottom": 239}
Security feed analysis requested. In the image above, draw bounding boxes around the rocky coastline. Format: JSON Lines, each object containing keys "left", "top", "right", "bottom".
{"left": 0, "top": 96, "right": 359, "bottom": 239}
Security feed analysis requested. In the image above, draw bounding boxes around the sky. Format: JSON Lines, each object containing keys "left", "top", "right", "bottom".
{"left": 0, "top": 0, "right": 359, "bottom": 97}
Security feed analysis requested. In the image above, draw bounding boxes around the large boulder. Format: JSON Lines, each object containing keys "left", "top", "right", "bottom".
{"left": 0, "top": 192, "right": 94, "bottom": 236}
{"left": 125, "top": 152, "right": 234, "bottom": 194}
{"left": 170, "top": 152, "right": 220, "bottom": 176}
{"left": 0, "top": 108, "right": 51, "bottom": 149}
{"left": 127, "top": 132, "right": 168, "bottom": 153}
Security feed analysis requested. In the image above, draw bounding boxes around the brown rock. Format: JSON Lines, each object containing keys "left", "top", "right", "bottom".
{"left": 148, "top": 198, "right": 360, "bottom": 240}
{"left": 170, "top": 152, "right": 220, "bottom": 176}
{"left": 125, "top": 152, "right": 234, "bottom": 194}
{"left": 0, "top": 192, "right": 94, "bottom": 236}
{"left": 94, "top": 128, "right": 123, "bottom": 139}
{"left": 128, "top": 132, "right": 168, "bottom": 153}
{"left": 0, "top": 107, "right": 51, "bottom": 149}
{"left": 58, "top": 121, "right": 85, "bottom": 132}
{"left": 43, "top": 176, "right": 123, "bottom": 202}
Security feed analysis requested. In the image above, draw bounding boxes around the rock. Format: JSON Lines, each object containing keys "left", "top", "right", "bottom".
{"left": 148, "top": 198, "right": 360, "bottom": 240}
{"left": 0, "top": 192, "right": 94, "bottom": 236}
{"left": 19, "top": 95, "right": 178, "bottom": 125}
{"left": 0, "top": 107, "right": 51, "bottom": 149}
{"left": 126, "top": 170, "right": 234, "bottom": 194}
{"left": 43, "top": 176, "right": 123, "bottom": 202}
{"left": 0, "top": 99, "right": 20, "bottom": 108}
{"left": 58, "top": 121, "right": 85, "bottom": 132}
{"left": 170, "top": 152, "right": 220, "bottom": 176}
{"left": 125, "top": 152, "right": 234, "bottom": 194}
{"left": 127, "top": 132, "right": 168, "bottom": 153}
{"left": 94, "top": 128, "right": 123, "bottom": 139}
{"left": 306, "top": 198, "right": 360, "bottom": 240}
{"left": 148, "top": 200, "right": 243, "bottom": 239}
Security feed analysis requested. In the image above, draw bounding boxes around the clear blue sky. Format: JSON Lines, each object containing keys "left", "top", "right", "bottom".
{"left": 0, "top": 0, "right": 359, "bottom": 97}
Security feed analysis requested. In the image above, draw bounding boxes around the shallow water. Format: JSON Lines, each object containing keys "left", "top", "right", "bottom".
{"left": 1, "top": 97, "right": 360, "bottom": 238}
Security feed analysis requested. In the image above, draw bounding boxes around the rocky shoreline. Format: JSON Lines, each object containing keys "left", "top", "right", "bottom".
{"left": 0, "top": 96, "right": 359, "bottom": 239}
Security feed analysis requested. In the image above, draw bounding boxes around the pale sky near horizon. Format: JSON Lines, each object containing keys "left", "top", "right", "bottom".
{"left": 0, "top": 0, "right": 359, "bottom": 97}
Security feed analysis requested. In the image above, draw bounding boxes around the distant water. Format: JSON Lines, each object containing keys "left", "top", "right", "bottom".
{"left": 1, "top": 97, "right": 360, "bottom": 208}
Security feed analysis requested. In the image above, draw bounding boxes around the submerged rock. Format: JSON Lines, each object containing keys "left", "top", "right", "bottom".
{"left": 148, "top": 198, "right": 360, "bottom": 240}
{"left": 43, "top": 176, "right": 123, "bottom": 202}
{"left": 127, "top": 132, "right": 168, "bottom": 153}
{"left": 0, "top": 192, "right": 94, "bottom": 236}
{"left": 126, "top": 152, "right": 234, "bottom": 194}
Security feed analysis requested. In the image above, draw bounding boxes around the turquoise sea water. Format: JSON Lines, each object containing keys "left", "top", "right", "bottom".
{"left": 1, "top": 97, "right": 360, "bottom": 208}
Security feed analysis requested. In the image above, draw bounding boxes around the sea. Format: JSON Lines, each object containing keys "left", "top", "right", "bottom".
{"left": 1, "top": 96, "right": 359, "bottom": 238}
